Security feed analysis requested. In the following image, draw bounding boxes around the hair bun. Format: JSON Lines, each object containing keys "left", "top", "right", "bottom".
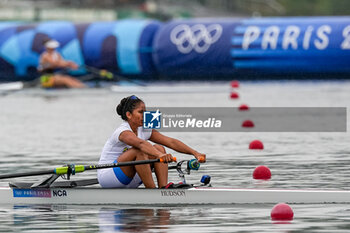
{"left": 116, "top": 98, "right": 127, "bottom": 116}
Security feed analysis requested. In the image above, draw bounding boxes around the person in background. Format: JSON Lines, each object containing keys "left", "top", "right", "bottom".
{"left": 38, "top": 39, "right": 85, "bottom": 88}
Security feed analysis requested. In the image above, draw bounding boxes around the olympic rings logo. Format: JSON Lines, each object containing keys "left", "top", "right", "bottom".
{"left": 170, "top": 24, "right": 223, "bottom": 54}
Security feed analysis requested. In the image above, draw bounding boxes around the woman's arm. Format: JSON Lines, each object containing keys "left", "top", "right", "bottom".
{"left": 55, "top": 54, "right": 78, "bottom": 69}
{"left": 149, "top": 130, "right": 206, "bottom": 162}
{"left": 41, "top": 53, "right": 78, "bottom": 69}
{"left": 119, "top": 130, "right": 173, "bottom": 162}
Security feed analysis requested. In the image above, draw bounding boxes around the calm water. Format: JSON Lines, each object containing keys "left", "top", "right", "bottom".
{"left": 0, "top": 80, "right": 350, "bottom": 232}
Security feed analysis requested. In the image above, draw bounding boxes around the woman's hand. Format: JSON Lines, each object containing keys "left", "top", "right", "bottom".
{"left": 67, "top": 61, "right": 78, "bottom": 70}
{"left": 159, "top": 153, "right": 175, "bottom": 163}
{"left": 194, "top": 152, "right": 206, "bottom": 163}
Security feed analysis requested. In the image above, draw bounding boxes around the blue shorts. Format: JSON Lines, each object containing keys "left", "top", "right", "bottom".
{"left": 97, "top": 161, "right": 143, "bottom": 188}
{"left": 113, "top": 167, "right": 132, "bottom": 185}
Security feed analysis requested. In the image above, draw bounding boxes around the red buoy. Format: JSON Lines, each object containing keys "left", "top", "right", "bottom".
{"left": 249, "top": 140, "right": 264, "bottom": 150}
{"left": 253, "top": 165, "right": 271, "bottom": 180}
{"left": 230, "top": 92, "right": 239, "bottom": 99}
{"left": 242, "top": 120, "right": 254, "bottom": 128}
{"left": 271, "top": 203, "right": 294, "bottom": 221}
{"left": 230, "top": 80, "right": 240, "bottom": 88}
{"left": 239, "top": 104, "right": 249, "bottom": 111}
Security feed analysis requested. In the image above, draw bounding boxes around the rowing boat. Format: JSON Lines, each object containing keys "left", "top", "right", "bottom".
{"left": 0, "top": 159, "right": 349, "bottom": 205}
{"left": 0, "top": 81, "right": 24, "bottom": 91}
{"left": 1, "top": 185, "right": 350, "bottom": 205}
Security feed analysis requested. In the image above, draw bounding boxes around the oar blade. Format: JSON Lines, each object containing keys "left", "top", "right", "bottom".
{"left": 0, "top": 169, "right": 54, "bottom": 180}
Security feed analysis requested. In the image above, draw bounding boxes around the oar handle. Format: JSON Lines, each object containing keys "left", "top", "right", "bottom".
{"left": 198, "top": 156, "right": 205, "bottom": 163}
{"left": 159, "top": 157, "right": 177, "bottom": 163}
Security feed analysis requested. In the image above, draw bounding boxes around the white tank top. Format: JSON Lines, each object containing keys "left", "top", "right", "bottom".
{"left": 39, "top": 51, "right": 60, "bottom": 70}
{"left": 98, "top": 121, "right": 152, "bottom": 164}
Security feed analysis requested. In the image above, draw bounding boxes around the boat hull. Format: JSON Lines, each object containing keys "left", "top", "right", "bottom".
{"left": 1, "top": 186, "right": 350, "bottom": 205}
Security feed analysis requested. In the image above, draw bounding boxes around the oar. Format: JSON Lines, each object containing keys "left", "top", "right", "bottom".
{"left": 0, "top": 157, "right": 177, "bottom": 180}
{"left": 83, "top": 65, "right": 146, "bottom": 86}
{"left": 82, "top": 65, "right": 114, "bottom": 81}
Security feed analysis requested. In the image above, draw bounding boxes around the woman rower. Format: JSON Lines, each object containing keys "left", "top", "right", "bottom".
{"left": 97, "top": 95, "right": 206, "bottom": 189}
{"left": 38, "top": 39, "right": 85, "bottom": 88}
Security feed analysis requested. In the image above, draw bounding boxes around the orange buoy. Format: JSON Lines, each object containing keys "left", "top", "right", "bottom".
{"left": 249, "top": 140, "right": 264, "bottom": 150}
{"left": 242, "top": 120, "right": 254, "bottom": 128}
{"left": 230, "top": 92, "right": 239, "bottom": 99}
{"left": 253, "top": 165, "right": 271, "bottom": 180}
{"left": 271, "top": 203, "right": 294, "bottom": 221}
{"left": 239, "top": 104, "right": 249, "bottom": 111}
{"left": 230, "top": 80, "right": 240, "bottom": 88}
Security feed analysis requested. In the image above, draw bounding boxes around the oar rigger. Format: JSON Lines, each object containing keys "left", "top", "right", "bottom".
{"left": 64, "top": 164, "right": 76, "bottom": 180}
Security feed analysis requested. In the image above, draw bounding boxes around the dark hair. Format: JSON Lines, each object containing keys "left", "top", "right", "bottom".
{"left": 116, "top": 95, "right": 143, "bottom": 120}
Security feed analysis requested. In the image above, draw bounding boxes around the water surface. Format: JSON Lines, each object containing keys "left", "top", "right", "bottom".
{"left": 0, "top": 80, "right": 350, "bottom": 232}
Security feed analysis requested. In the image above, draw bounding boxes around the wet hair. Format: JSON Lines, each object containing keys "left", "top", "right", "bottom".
{"left": 116, "top": 95, "right": 143, "bottom": 120}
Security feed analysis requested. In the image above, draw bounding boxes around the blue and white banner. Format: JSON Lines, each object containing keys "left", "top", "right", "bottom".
{"left": 232, "top": 16, "right": 350, "bottom": 74}
{"left": 153, "top": 17, "right": 350, "bottom": 79}
{"left": 0, "top": 17, "right": 350, "bottom": 82}
{"left": 0, "top": 19, "right": 160, "bottom": 82}
{"left": 152, "top": 19, "right": 239, "bottom": 79}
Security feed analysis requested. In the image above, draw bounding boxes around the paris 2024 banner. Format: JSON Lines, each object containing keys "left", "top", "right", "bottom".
{"left": 0, "top": 16, "right": 349, "bottom": 81}
{"left": 153, "top": 16, "right": 350, "bottom": 79}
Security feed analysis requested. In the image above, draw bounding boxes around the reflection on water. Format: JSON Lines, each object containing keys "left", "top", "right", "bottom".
{"left": 6, "top": 205, "right": 172, "bottom": 233}
{"left": 1, "top": 203, "right": 350, "bottom": 232}
{"left": 99, "top": 208, "right": 171, "bottom": 232}
{"left": 9, "top": 205, "right": 98, "bottom": 232}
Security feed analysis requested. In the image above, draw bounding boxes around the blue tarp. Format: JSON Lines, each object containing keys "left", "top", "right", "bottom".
{"left": 0, "top": 20, "right": 160, "bottom": 82}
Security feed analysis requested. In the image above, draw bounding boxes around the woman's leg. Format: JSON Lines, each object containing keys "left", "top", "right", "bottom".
{"left": 51, "top": 75, "right": 67, "bottom": 88}
{"left": 53, "top": 75, "right": 85, "bottom": 88}
{"left": 117, "top": 148, "right": 156, "bottom": 188}
{"left": 67, "top": 76, "right": 85, "bottom": 88}
{"left": 153, "top": 145, "right": 168, "bottom": 188}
